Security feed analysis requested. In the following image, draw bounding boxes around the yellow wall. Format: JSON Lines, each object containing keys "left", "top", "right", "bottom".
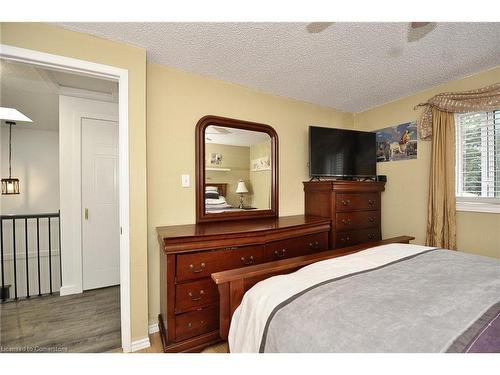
{"left": 147, "top": 63, "right": 353, "bottom": 324}
{"left": 354, "top": 67, "right": 500, "bottom": 259}
{"left": 249, "top": 140, "right": 272, "bottom": 209}
{"left": 205, "top": 143, "right": 250, "bottom": 207}
{"left": 0, "top": 23, "right": 149, "bottom": 341}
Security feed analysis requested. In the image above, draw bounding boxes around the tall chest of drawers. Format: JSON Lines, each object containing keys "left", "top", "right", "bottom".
{"left": 157, "top": 215, "right": 331, "bottom": 352}
{"left": 303, "top": 180, "right": 385, "bottom": 250}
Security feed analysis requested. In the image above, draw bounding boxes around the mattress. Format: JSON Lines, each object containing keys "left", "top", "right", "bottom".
{"left": 228, "top": 244, "right": 500, "bottom": 353}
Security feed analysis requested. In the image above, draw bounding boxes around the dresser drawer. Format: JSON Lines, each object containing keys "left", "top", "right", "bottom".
{"left": 291, "top": 232, "right": 329, "bottom": 254}
{"left": 265, "top": 238, "right": 303, "bottom": 261}
{"left": 336, "top": 228, "right": 381, "bottom": 248}
{"left": 175, "top": 305, "right": 219, "bottom": 342}
{"left": 336, "top": 193, "right": 380, "bottom": 212}
{"left": 265, "top": 231, "right": 329, "bottom": 261}
{"left": 335, "top": 210, "right": 380, "bottom": 231}
{"left": 176, "top": 245, "right": 264, "bottom": 282}
{"left": 175, "top": 278, "right": 218, "bottom": 314}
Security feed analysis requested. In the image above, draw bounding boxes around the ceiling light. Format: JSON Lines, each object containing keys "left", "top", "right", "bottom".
{"left": 1, "top": 107, "right": 33, "bottom": 195}
{"left": 0, "top": 107, "right": 33, "bottom": 123}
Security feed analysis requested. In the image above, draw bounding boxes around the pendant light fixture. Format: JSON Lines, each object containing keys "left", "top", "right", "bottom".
{"left": 0, "top": 107, "right": 33, "bottom": 195}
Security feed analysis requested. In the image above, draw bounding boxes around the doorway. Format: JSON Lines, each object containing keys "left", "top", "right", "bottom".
{"left": 0, "top": 44, "right": 131, "bottom": 352}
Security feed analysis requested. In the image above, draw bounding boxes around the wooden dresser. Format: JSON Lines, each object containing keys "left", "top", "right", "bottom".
{"left": 303, "top": 180, "right": 385, "bottom": 250}
{"left": 157, "top": 215, "right": 331, "bottom": 352}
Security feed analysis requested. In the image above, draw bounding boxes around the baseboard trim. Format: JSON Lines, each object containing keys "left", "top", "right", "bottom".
{"left": 130, "top": 337, "right": 150, "bottom": 352}
{"left": 59, "top": 285, "right": 82, "bottom": 296}
{"left": 148, "top": 323, "right": 159, "bottom": 334}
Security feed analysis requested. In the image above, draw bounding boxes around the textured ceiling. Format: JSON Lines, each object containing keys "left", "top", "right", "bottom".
{"left": 58, "top": 22, "right": 500, "bottom": 113}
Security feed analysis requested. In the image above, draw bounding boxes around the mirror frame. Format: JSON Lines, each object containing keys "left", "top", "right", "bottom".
{"left": 195, "top": 115, "right": 279, "bottom": 223}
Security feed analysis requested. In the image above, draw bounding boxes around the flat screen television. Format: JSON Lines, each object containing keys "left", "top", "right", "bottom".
{"left": 309, "top": 126, "right": 376, "bottom": 178}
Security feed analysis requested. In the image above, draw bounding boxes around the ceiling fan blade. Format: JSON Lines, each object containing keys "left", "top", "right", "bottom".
{"left": 408, "top": 22, "right": 437, "bottom": 42}
{"left": 306, "top": 22, "right": 334, "bottom": 34}
{"left": 411, "top": 22, "right": 431, "bottom": 29}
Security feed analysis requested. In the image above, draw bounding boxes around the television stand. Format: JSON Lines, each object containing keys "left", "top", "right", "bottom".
{"left": 309, "top": 176, "right": 376, "bottom": 182}
{"left": 309, "top": 176, "right": 322, "bottom": 182}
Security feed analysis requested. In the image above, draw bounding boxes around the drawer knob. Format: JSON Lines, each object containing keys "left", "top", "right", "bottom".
{"left": 188, "top": 320, "right": 205, "bottom": 328}
{"left": 189, "top": 262, "right": 206, "bottom": 273}
{"left": 341, "top": 199, "right": 351, "bottom": 206}
{"left": 225, "top": 246, "right": 238, "bottom": 251}
{"left": 368, "top": 233, "right": 375, "bottom": 240}
{"left": 341, "top": 218, "right": 352, "bottom": 225}
{"left": 340, "top": 236, "right": 351, "bottom": 242}
{"left": 368, "top": 199, "right": 375, "bottom": 205}
{"left": 309, "top": 241, "right": 320, "bottom": 249}
{"left": 368, "top": 216, "right": 375, "bottom": 223}
{"left": 274, "top": 249, "right": 287, "bottom": 258}
{"left": 241, "top": 255, "right": 255, "bottom": 265}
{"left": 188, "top": 290, "right": 205, "bottom": 301}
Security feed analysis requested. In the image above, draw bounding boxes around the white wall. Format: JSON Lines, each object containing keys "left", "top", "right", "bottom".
{"left": 1, "top": 126, "right": 59, "bottom": 214}
{"left": 1, "top": 126, "right": 60, "bottom": 297}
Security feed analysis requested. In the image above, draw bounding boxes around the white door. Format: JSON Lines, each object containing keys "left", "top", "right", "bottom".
{"left": 81, "top": 118, "right": 119, "bottom": 290}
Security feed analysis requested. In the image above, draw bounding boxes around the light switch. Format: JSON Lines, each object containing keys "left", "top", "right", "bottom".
{"left": 181, "top": 174, "right": 190, "bottom": 188}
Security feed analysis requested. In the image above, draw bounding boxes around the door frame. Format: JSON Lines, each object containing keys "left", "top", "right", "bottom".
{"left": 0, "top": 44, "right": 132, "bottom": 352}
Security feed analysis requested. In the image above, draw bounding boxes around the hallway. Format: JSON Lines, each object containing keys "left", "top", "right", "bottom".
{"left": 0, "top": 286, "right": 120, "bottom": 352}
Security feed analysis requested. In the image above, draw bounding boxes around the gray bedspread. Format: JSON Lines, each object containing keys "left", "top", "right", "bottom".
{"left": 260, "top": 249, "right": 500, "bottom": 352}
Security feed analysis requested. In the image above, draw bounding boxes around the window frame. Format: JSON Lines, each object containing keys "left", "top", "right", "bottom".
{"left": 454, "top": 110, "right": 500, "bottom": 214}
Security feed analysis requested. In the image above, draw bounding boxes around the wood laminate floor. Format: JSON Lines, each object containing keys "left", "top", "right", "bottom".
{"left": 0, "top": 286, "right": 121, "bottom": 353}
{"left": 125, "top": 332, "right": 228, "bottom": 353}
{"left": 134, "top": 332, "right": 229, "bottom": 353}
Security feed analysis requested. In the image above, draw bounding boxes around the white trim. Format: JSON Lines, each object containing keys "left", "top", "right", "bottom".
{"left": 148, "top": 323, "right": 159, "bottom": 334}
{"left": 0, "top": 45, "right": 126, "bottom": 81}
{"left": 130, "top": 337, "right": 151, "bottom": 352}
{"left": 0, "top": 44, "right": 132, "bottom": 353}
{"left": 59, "top": 284, "right": 82, "bottom": 296}
{"left": 118, "top": 69, "right": 132, "bottom": 353}
{"left": 456, "top": 201, "right": 500, "bottom": 214}
{"left": 58, "top": 86, "right": 117, "bottom": 103}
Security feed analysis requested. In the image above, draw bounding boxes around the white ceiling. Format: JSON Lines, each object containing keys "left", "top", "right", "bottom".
{"left": 0, "top": 60, "right": 118, "bottom": 131}
{"left": 58, "top": 22, "right": 500, "bottom": 113}
{"left": 1, "top": 60, "right": 59, "bottom": 131}
{"left": 205, "top": 125, "right": 270, "bottom": 146}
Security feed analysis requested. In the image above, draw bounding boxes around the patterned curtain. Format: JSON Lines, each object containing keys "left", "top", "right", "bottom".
{"left": 425, "top": 108, "right": 456, "bottom": 249}
{"left": 416, "top": 83, "right": 500, "bottom": 140}
{"left": 418, "top": 83, "right": 500, "bottom": 249}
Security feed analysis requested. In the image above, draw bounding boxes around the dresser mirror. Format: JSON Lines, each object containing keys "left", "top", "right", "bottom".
{"left": 195, "top": 115, "right": 278, "bottom": 223}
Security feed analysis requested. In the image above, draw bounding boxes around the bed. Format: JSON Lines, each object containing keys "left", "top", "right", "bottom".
{"left": 205, "top": 183, "right": 249, "bottom": 213}
{"left": 211, "top": 237, "right": 500, "bottom": 353}
{"left": 205, "top": 184, "right": 234, "bottom": 212}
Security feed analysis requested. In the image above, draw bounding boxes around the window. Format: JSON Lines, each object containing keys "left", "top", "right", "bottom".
{"left": 455, "top": 110, "right": 500, "bottom": 213}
